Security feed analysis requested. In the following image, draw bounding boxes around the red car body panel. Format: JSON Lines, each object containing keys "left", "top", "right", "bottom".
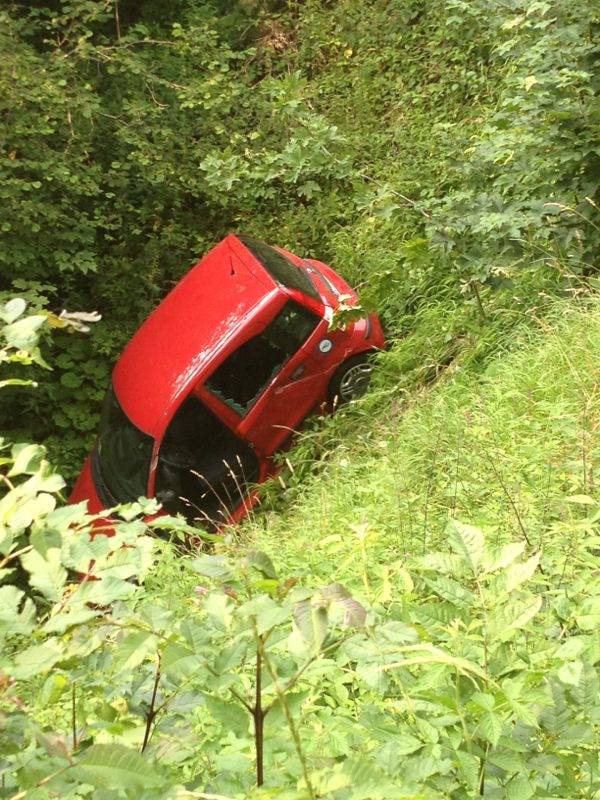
{"left": 70, "top": 234, "right": 384, "bottom": 529}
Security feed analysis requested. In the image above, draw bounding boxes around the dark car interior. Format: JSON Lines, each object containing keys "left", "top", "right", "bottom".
{"left": 155, "top": 394, "right": 259, "bottom": 527}
{"left": 205, "top": 300, "right": 319, "bottom": 415}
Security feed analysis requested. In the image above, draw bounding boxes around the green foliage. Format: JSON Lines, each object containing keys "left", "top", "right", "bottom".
{"left": 1, "top": 0, "right": 600, "bottom": 796}
{"left": 428, "top": 0, "right": 600, "bottom": 288}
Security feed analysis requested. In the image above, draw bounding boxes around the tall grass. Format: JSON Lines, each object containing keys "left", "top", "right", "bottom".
{"left": 245, "top": 298, "right": 600, "bottom": 595}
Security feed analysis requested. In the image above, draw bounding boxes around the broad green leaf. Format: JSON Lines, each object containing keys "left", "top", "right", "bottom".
{"left": 36, "top": 731, "right": 71, "bottom": 761}
{"left": 0, "top": 585, "right": 36, "bottom": 635}
{"left": 1, "top": 297, "right": 27, "bottom": 324}
{"left": 380, "top": 643, "right": 487, "bottom": 680}
{"left": 74, "top": 744, "right": 161, "bottom": 790}
{"left": 565, "top": 494, "right": 596, "bottom": 505}
{"left": 505, "top": 553, "right": 540, "bottom": 592}
{"left": 322, "top": 583, "right": 367, "bottom": 627}
{"left": 447, "top": 520, "right": 485, "bottom": 573}
{"left": 12, "top": 639, "right": 62, "bottom": 679}
{"left": 483, "top": 541, "right": 525, "bottom": 573}
{"left": 78, "top": 576, "right": 137, "bottom": 605}
{"left": 455, "top": 750, "right": 479, "bottom": 789}
{"left": 4, "top": 314, "right": 46, "bottom": 350}
{"left": 424, "top": 575, "right": 476, "bottom": 607}
{"left": 293, "top": 598, "right": 328, "bottom": 653}
{"left": 203, "top": 694, "right": 249, "bottom": 736}
{"left": 21, "top": 547, "right": 67, "bottom": 602}
{"left": 43, "top": 607, "right": 99, "bottom": 634}
{"left": 558, "top": 660, "right": 583, "bottom": 686}
{"left": 576, "top": 597, "right": 600, "bottom": 631}
{"left": 478, "top": 711, "right": 503, "bottom": 746}
{"left": 489, "top": 595, "right": 543, "bottom": 641}
{"left": 190, "top": 554, "right": 234, "bottom": 581}
{"left": 506, "top": 774, "right": 534, "bottom": 800}
{"left": 8, "top": 443, "right": 44, "bottom": 476}
{"left": 6, "top": 492, "right": 57, "bottom": 533}
{"left": 203, "top": 592, "right": 234, "bottom": 629}
{"left": 239, "top": 595, "right": 289, "bottom": 635}
{"left": 161, "top": 641, "right": 199, "bottom": 680}
{"left": 112, "top": 630, "right": 158, "bottom": 673}
{"left": 390, "top": 733, "right": 423, "bottom": 756}
{"left": 244, "top": 549, "right": 277, "bottom": 579}
{"left": 572, "top": 661, "right": 599, "bottom": 708}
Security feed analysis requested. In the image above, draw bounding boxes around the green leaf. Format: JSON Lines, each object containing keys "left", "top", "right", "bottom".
{"left": 505, "top": 553, "right": 540, "bottom": 592}
{"left": 12, "top": 639, "right": 62, "bottom": 679}
{"left": 74, "top": 744, "right": 161, "bottom": 790}
{"left": 478, "top": 711, "right": 503, "bottom": 746}
{"left": 565, "top": 494, "right": 596, "bottom": 505}
{"left": 244, "top": 549, "right": 277, "bottom": 579}
{"left": 204, "top": 694, "right": 249, "bottom": 736}
{"left": 489, "top": 595, "right": 542, "bottom": 641}
{"left": 506, "top": 774, "right": 534, "bottom": 800}
{"left": 572, "top": 661, "right": 599, "bottom": 708}
{"left": 112, "top": 630, "right": 158, "bottom": 673}
{"left": 558, "top": 660, "right": 583, "bottom": 687}
{"left": 240, "top": 595, "right": 289, "bottom": 635}
{"left": 293, "top": 598, "right": 328, "bottom": 653}
{"left": 456, "top": 750, "right": 479, "bottom": 789}
{"left": 161, "top": 641, "right": 199, "bottom": 680}
{"left": 36, "top": 732, "right": 71, "bottom": 761}
{"left": 576, "top": 597, "right": 600, "bottom": 631}
{"left": 447, "top": 520, "right": 485, "bottom": 573}
{"left": 43, "top": 607, "right": 99, "bottom": 634}
{"left": 380, "top": 643, "right": 487, "bottom": 680}
{"left": 322, "top": 583, "right": 367, "bottom": 627}
{"left": 484, "top": 541, "right": 525, "bottom": 573}
{"left": 3, "top": 314, "right": 46, "bottom": 350}
{"left": 8, "top": 443, "right": 45, "bottom": 476}
{"left": 0, "top": 585, "right": 36, "bottom": 635}
{"left": 21, "top": 547, "right": 67, "bottom": 602}
{"left": 391, "top": 733, "right": 423, "bottom": 756}
{"left": 190, "top": 554, "right": 234, "bottom": 581}
{"left": 1, "top": 297, "right": 27, "bottom": 324}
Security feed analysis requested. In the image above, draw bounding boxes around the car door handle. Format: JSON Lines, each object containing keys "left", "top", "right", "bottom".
{"left": 290, "top": 364, "right": 306, "bottom": 381}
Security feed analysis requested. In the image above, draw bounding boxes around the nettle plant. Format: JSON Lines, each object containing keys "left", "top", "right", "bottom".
{"left": 344, "top": 520, "right": 600, "bottom": 799}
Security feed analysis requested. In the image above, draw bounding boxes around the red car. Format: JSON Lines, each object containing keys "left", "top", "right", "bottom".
{"left": 70, "top": 235, "right": 384, "bottom": 528}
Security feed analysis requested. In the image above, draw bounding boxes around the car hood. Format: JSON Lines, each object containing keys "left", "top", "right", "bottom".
{"left": 113, "top": 235, "right": 277, "bottom": 437}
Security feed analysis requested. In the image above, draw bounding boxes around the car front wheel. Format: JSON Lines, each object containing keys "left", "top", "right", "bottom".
{"left": 328, "top": 353, "right": 374, "bottom": 407}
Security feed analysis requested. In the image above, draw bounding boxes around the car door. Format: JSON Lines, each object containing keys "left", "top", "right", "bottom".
{"left": 202, "top": 298, "right": 327, "bottom": 455}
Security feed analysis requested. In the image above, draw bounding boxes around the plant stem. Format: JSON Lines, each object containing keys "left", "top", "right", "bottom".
{"left": 141, "top": 656, "right": 161, "bottom": 753}
{"left": 71, "top": 684, "right": 77, "bottom": 750}
{"left": 471, "top": 281, "right": 487, "bottom": 321}
{"left": 253, "top": 647, "right": 264, "bottom": 786}
{"left": 253, "top": 623, "right": 316, "bottom": 800}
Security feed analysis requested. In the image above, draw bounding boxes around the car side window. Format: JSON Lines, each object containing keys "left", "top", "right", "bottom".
{"left": 205, "top": 301, "right": 320, "bottom": 416}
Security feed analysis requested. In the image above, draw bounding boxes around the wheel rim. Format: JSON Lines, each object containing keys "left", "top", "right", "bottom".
{"left": 338, "top": 362, "right": 372, "bottom": 400}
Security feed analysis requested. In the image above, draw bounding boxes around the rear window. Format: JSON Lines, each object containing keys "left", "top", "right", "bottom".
{"left": 238, "top": 235, "right": 321, "bottom": 303}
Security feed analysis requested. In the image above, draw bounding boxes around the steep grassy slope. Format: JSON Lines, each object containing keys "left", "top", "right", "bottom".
{"left": 248, "top": 300, "right": 600, "bottom": 587}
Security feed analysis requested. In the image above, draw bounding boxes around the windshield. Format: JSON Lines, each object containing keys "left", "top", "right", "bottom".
{"left": 238, "top": 235, "right": 321, "bottom": 303}
{"left": 95, "top": 387, "right": 154, "bottom": 504}
{"left": 155, "top": 395, "right": 259, "bottom": 526}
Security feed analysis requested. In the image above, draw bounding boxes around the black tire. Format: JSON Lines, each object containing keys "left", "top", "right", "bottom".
{"left": 328, "top": 353, "right": 374, "bottom": 407}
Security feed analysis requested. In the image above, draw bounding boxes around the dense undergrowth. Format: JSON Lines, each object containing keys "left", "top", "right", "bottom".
{"left": 1, "top": 0, "right": 599, "bottom": 797}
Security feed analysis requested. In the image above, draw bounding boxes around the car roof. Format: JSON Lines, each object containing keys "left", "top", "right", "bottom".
{"left": 113, "top": 234, "right": 285, "bottom": 437}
